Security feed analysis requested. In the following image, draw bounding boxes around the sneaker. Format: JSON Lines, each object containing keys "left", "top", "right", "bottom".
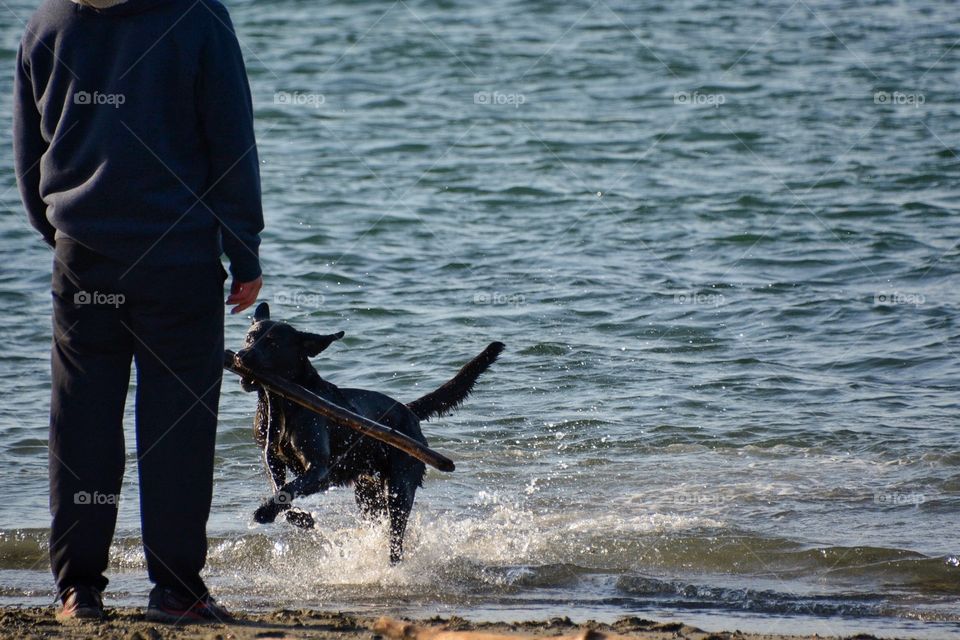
{"left": 145, "top": 585, "right": 233, "bottom": 624}
{"left": 56, "top": 585, "right": 105, "bottom": 622}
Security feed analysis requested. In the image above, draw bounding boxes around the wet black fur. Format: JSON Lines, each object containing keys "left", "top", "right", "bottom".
{"left": 235, "top": 302, "right": 503, "bottom": 563}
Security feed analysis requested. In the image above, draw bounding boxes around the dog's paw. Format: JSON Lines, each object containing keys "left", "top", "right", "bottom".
{"left": 254, "top": 491, "right": 295, "bottom": 523}
{"left": 285, "top": 508, "right": 315, "bottom": 529}
{"left": 253, "top": 502, "right": 278, "bottom": 524}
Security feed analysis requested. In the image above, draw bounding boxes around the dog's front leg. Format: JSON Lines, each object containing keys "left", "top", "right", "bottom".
{"left": 255, "top": 418, "right": 331, "bottom": 525}
{"left": 264, "top": 447, "right": 286, "bottom": 493}
{"left": 254, "top": 460, "right": 330, "bottom": 524}
{"left": 253, "top": 494, "right": 289, "bottom": 524}
{"left": 257, "top": 447, "right": 313, "bottom": 527}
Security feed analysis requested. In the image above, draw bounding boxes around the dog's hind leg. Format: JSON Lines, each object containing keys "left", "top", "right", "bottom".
{"left": 386, "top": 478, "right": 417, "bottom": 564}
{"left": 355, "top": 474, "right": 387, "bottom": 521}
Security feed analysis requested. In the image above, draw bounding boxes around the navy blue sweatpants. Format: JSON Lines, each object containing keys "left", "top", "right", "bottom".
{"left": 48, "top": 237, "right": 225, "bottom": 600}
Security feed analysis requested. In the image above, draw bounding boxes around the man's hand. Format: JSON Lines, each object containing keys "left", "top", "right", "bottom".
{"left": 226, "top": 275, "right": 263, "bottom": 315}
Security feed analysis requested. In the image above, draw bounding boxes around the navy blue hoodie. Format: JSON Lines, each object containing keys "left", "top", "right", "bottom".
{"left": 13, "top": 0, "right": 263, "bottom": 281}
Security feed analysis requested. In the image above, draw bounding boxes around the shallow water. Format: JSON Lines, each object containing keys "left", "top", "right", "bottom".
{"left": 1, "top": 0, "right": 959, "bottom": 637}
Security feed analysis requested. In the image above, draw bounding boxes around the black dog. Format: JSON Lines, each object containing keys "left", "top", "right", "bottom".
{"left": 234, "top": 302, "right": 503, "bottom": 563}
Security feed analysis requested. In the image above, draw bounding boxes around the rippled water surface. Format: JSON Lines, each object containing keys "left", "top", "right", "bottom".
{"left": 1, "top": 0, "right": 958, "bottom": 637}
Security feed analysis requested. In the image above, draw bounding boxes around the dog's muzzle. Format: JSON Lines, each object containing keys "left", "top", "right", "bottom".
{"left": 234, "top": 351, "right": 261, "bottom": 392}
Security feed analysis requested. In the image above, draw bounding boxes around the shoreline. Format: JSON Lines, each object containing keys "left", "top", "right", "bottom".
{"left": 0, "top": 607, "right": 908, "bottom": 640}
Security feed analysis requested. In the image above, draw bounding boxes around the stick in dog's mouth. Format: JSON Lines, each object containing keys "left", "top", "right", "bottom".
{"left": 223, "top": 348, "right": 458, "bottom": 472}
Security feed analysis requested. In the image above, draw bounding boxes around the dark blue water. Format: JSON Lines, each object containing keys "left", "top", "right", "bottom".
{"left": 1, "top": 0, "right": 958, "bottom": 637}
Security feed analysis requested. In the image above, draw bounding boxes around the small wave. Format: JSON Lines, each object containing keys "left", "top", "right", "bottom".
{"left": 360, "top": 97, "right": 408, "bottom": 109}
{"left": 366, "top": 143, "right": 431, "bottom": 155}
{"left": 616, "top": 575, "right": 884, "bottom": 617}
{"left": 518, "top": 343, "right": 569, "bottom": 356}
{"left": 712, "top": 233, "right": 775, "bottom": 245}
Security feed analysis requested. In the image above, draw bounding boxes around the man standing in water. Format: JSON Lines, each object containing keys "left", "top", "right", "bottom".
{"left": 13, "top": 0, "right": 263, "bottom": 623}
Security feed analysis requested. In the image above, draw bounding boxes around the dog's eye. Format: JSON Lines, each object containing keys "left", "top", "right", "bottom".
{"left": 261, "top": 335, "right": 279, "bottom": 349}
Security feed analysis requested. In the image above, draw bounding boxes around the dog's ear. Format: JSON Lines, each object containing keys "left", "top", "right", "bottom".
{"left": 300, "top": 330, "right": 345, "bottom": 357}
{"left": 253, "top": 302, "right": 270, "bottom": 323}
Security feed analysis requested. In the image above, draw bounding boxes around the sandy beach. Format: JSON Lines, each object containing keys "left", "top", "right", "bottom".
{"left": 0, "top": 608, "right": 897, "bottom": 640}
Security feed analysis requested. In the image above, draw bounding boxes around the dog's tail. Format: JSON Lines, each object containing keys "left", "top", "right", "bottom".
{"left": 406, "top": 342, "right": 505, "bottom": 421}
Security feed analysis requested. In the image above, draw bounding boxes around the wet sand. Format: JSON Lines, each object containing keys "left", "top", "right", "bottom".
{"left": 0, "top": 607, "right": 892, "bottom": 640}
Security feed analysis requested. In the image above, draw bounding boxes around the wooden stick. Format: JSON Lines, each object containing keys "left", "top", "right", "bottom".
{"left": 373, "top": 618, "right": 633, "bottom": 640}
{"left": 223, "top": 349, "right": 456, "bottom": 472}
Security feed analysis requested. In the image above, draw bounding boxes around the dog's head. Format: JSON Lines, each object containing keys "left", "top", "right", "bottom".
{"left": 234, "top": 302, "right": 344, "bottom": 391}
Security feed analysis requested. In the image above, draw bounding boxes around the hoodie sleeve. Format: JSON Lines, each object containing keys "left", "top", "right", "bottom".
{"left": 197, "top": 1, "right": 263, "bottom": 282}
{"left": 13, "top": 41, "right": 55, "bottom": 247}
